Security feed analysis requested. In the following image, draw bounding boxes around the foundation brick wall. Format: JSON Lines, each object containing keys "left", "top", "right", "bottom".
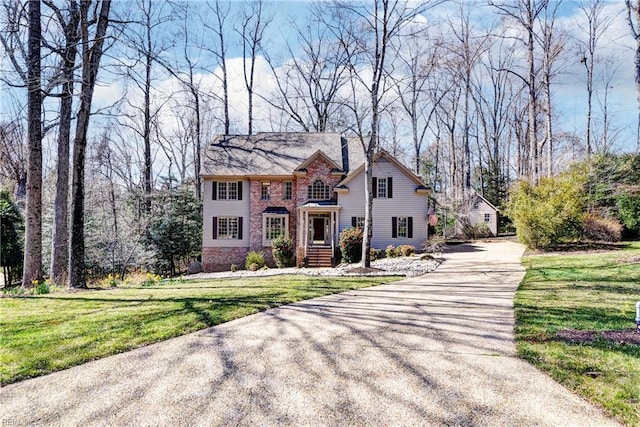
{"left": 202, "top": 247, "right": 249, "bottom": 272}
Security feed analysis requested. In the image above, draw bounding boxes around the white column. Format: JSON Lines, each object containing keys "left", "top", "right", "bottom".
{"left": 303, "top": 211, "right": 308, "bottom": 255}
{"left": 331, "top": 211, "right": 336, "bottom": 255}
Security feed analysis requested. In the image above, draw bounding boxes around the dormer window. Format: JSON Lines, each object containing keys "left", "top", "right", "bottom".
{"left": 308, "top": 179, "right": 330, "bottom": 200}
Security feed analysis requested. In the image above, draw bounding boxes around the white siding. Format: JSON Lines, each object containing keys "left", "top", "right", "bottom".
{"left": 338, "top": 158, "right": 428, "bottom": 249}
{"left": 468, "top": 199, "right": 498, "bottom": 236}
{"left": 203, "top": 179, "right": 250, "bottom": 247}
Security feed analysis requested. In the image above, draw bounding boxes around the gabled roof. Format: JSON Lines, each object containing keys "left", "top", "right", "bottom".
{"left": 336, "top": 149, "right": 428, "bottom": 187}
{"left": 471, "top": 193, "right": 499, "bottom": 212}
{"left": 202, "top": 132, "right": 364, "bottom": 177}
{"left": 295, "top": 150, "right": 343, "bottom": 173}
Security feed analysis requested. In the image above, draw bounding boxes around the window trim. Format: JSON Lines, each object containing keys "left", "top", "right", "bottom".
{"left": 215, "top": 216, "right": 242, "bottom": 240}
{"left": 283, "top": 181, "right": 293, "bottom": 200}
{"left": 212, "top": 181, "right": 242, "bottom": 201}
{"left": 308, "top": 179, "right": 330, "bottom": 200}
{"left": 373, "top": 176, "right": 392, "bottom": 199}
{"left": 261, "top": 181, "right": 271, "bottom": 200}
{"left": 377, "top": 177, "right": 388, "bottom": 198}
{"left": 262, "top": 214, "right": 289, "bottom": 246}
{"left": 397, "top": 216, "right": 408, "bottom": 238}
{"left": 351, "top": 216, "right": 365, "bottom": 230}
{"left": 392, "top": 216, "right": 413, "bottom": 239}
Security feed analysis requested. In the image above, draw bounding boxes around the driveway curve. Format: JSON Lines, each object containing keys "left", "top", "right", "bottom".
{"left": 1, "top": 241, "right": 619, "bottom": 426}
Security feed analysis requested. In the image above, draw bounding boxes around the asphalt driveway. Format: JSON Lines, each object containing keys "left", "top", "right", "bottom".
{"left": 1, "top": 241, "right": 619, "bottom": 426}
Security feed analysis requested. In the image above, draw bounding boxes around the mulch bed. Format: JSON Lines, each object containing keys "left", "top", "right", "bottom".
{"left": 557, "top": 328, "right": 640, "bottom": 345}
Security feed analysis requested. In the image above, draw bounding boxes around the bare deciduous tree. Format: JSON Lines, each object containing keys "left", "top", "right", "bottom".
{"left": 239, "top": 0, "right": 271, "bottom": 135}
{"left": 264, "top": 9, "right": 349, "bottom": 132}
{"left": 491, "top": 0, "right": 549, "bottom": 183}
{"left": 45, "top": 0, "right": 80, "bottom": 285}
{"left": 22, "top": 0, "right": 43, "bottom": 287}
{"left": 327, "top": 0, "right": 439, "bottom": 267}
{"left": 68, "top": 0, "right": 111, "bottom": 288}
{"left": 626, "top": 0, "right": 640, "bottom": 152}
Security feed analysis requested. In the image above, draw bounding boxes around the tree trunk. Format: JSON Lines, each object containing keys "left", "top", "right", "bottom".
{"left": 362, "top": 155, "right": 374, "bottom": 267}
{"left": 69, "top": 0, "right": 111, "bottom": 288}
{"left": 143, "top": 4, "right": 153, "bottom": 214}
{"left": 50, "top": 2, "right": 80, "bottom": 285}
{"left": 22, "top": 0, "right": 43, "bottom": 287}
{"left": 527, "top": 22, "right": 538, "bottom": 183}
{"left": 627, "top": 1, "right": 640, "bottom": 152}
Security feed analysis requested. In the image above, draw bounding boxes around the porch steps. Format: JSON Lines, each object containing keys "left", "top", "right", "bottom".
{"left": 306, "top": 247, "right": 333, "bottom": 268}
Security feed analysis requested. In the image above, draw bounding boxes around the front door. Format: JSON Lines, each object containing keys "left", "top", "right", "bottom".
{"left": 312, "top": 217, "right": 325, "bottom": 242}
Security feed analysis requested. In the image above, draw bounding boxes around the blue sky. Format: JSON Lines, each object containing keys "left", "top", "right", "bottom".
{"left": 1, "top": 0, "right": 638, "bottom": 169}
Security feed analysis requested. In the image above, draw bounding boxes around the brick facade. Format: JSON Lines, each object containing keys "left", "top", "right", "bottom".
{"left": 202, "top": 155, "right": 345, "bottom": 272}
{"left": 202, "top": 247, "right": 249, "bottom": 272}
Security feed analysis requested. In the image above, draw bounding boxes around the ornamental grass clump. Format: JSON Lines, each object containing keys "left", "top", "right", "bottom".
{"left": 396, "top": 245, "right": 416, "bottom": 257}
{"left": 245, "top": 251, "right": 266, "bottom": 271}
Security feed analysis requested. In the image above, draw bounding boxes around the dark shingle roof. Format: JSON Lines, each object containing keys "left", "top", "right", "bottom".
{"left": 201, "top": 132, "right": 365, "bottom": 177}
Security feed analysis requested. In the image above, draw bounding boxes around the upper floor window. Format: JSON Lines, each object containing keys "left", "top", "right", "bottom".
{"left": 373, "top": 177, "right": 392, "bottom": 199}
{"left": 472, "top": 200, "right": 480, "bottom": 210}
{"left": 377, "top": 178, "right": 388, "bottom": 198}
{"left": 218, "top": 181, "right": 238, "bottom": 200}
{"left": 212, "top": 181, "right": 242, "bottom": 201}
{"left": 308, "top": 179, "right": 330, "bottom": 200}
{"left": 283, "top": 181, "right": 293, "bottom": 200}
{"left": 261, "top": 182, "right": 271, "bottom": 200}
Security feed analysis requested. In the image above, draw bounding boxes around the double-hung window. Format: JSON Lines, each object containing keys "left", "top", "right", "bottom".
{"left": 212, "top": 181, "right": 242, "bottom": 200}
{"left": 261, "top": 182, "right": 271, "bottom": 200}
{"left": 484, "top": 213, "right": 491, "bottom": 223}
{"left": 263, "top": 215, "right": 289, "bottom": 245}
{"left": 351, "top": 216, "right": 365, "bottom": 230}
{"left": 283, "top": 181, "right": 293, "bottom": 200}
{"left": 377, "top": 178, "right": 388, "bottom": 198}
{"left": 215, "top": 217, "right": 241, "bottom": 239}
{"left": 218, "top": 182, "right": 238, "bottom": 200}
{"left": 397, "top": 217, "right": 408, "bottom": 237}
{"left": 392, "top": 216, "right": 413, "bottom": 239}
{"left": 372, "top": 177, "right": 393, "bottom": 199}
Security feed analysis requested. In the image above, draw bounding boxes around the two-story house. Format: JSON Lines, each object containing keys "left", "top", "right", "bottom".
{"left": 201, "top": 132, "right": 431, "bottom": 271}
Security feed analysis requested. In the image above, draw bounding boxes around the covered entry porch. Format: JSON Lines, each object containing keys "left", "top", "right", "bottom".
{"left": 297, "top": 202, "right": 341, "bottom": 267}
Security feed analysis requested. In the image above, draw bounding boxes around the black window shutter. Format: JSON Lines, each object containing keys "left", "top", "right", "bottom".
{"left": 372, "top": 177, "right": 377, "bottom": 198}
{"left": 408, "top": 216, "right": 413, "bottom": 238}
{"left": 237, "top": 181, "right": 243, "bottom": 200}
{"left": 387, "top": 177, "right": 393, "bottom": 199}
{"left": 392, "top": 217, "right": 397, "bottom": 238}
{"left": 212, "top": 181, "right": 217, "bottom": 200}
{"left": 352, "top": 216, "right": 357, "bottom": 227}
{"left": 238, "top": 217, "right": 243, "bottom": 240}
{"left": 212, "top": 217, "right": 218, "bottom": 239}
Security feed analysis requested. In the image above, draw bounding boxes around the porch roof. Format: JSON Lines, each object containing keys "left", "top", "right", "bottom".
{"left": 298, "top": 200, "right": 341, "bottom": 212}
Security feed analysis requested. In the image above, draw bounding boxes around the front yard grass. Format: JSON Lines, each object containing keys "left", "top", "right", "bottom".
{"left": 0, "top": 274, "right": 401, "bottom": 385}
{"left": 516, "top": 242, "right": 640, "bottom": 426}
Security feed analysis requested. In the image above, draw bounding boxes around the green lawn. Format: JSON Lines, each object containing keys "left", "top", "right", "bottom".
{"left": 516, "top": 242, "right": 640, "bottom": 426}
{"left": 0, "top": 274, "right": 401, "bottom": 385}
